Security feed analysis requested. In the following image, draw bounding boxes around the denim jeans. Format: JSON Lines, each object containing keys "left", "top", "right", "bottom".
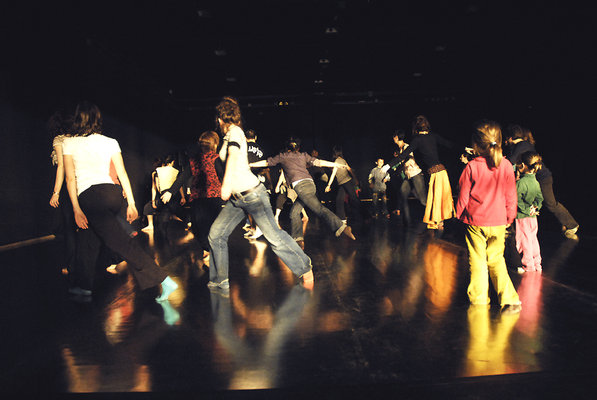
{"left": 208, "top": 184, "right": 312, "bottom": 284}
{"left": 289, "top": 179, "right": 344, "bottom": 240}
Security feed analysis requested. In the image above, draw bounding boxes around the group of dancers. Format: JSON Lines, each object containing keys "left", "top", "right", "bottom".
{"left": 49, "top": 97, "right": 579, "bottom": 313}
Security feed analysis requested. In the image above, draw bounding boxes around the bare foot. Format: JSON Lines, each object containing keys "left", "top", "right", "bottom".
{"left": 301, "top": 270, "right": 314, "bottom": 290}
{"left": 342, "top": 225, "right": 356, "bottom": 240}
{"left": 141, "top": 225, "right": 154, "bottom": 232}
{"left": 106, "top": 261, "right": 127, "bottom": 275}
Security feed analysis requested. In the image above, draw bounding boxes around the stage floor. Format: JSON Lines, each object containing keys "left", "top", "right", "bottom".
{"left": 2, "top": 209, "right": 597, "bottom": 399}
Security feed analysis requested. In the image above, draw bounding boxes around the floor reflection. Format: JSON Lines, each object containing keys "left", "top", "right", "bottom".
{"left": 211, "top": 285, "right": 312, "bottom": 390}
{"left": 4, "top": 216, "right": 594, "bottom": 395}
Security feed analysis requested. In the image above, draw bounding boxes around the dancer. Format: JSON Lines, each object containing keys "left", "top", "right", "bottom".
{"left": 391, "top": 129, "right": 427, "bottom": 226}
{"left": 250, "top": 137, "right": 356, "bottom": 249}
{"left": 208, "top": 97, "right": 314, "bottom": 290}
{"left": 515, "top": 151, "right": 544, "bottom": 272}
{"left": 141, "top": 157, "right": 163, "bottom": 232}
{"left": 274, "top": 169, "right": 309, "bottom": 235}
{"left": 48, "top": 110, "right": 77, "bottom": 277}
{"left": 505, "top": 125, "right": 579, "bottom": 239}
{"left": 326, "top": 145, "right": 362, "bottom": 226}
{"left": 385, "top": 115, "right": 455, "bottom": 229}
{"left": 368, "top": 158, "right": 390, "bottom": 218}
{"left": 162, "top": 131, "right": 224, "bottom": 260}
{"left": 456, "top": 120, "right": 521, "bottom": 313}
{"left": 243, "top": 129, "right": 271, "bottom": 240}
{"left": 63, "top": 101, "right": 177, "bottom": 301}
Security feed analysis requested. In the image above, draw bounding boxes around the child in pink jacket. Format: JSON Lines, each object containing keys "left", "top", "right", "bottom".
{"left": 456, "top": 120, "right": 521, "bottom": 313}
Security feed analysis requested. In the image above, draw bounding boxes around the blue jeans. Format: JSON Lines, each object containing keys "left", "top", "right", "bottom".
{"left": 290, "top": 179, "right": 344, "bottom": 240}
{"left": 208, "top": 184, "right": 312, "bottom": 284}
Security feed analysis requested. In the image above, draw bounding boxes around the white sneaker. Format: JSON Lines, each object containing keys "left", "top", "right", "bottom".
{"left": 248, "top": 226, "right": 263, "bottom": 240}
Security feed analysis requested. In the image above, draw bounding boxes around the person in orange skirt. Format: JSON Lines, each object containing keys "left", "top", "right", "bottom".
{"left": 384, "top": 115, "right": 455, "bottom": 229}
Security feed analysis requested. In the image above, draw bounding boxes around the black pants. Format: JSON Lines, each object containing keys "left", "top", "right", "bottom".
{"left": 335, "top": 179, "right": 362, "bottom": 223}
{"left": 77, "top": 184, "right": 167, "bottom": 291}
{"left": 190, "top": 197, "right": 223, "bottom": 252}
{"left": 538, "top": 176, "right": 578, "bottom": 230}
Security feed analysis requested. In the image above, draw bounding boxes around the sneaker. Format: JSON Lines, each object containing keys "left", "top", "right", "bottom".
{"left": 564, "top": 225, "right": 579, "bottom": 239}
{"left": 207, "top": 279, "right": 229, "bottom": 290}
{"left": 68, "top": 287, "right": 92, "bottom": 296}
{"left": 248, "top": 226, "right": 263, "bottom": 240}
{"left": 501, "top": 303, "right": 522, "bottom": 314}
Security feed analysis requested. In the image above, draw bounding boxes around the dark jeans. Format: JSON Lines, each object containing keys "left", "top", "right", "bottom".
{"left": 77, "top": 184, "right": 167, "bottom": 291}
{"left": 290, "top": 180, "right": 344, "bottom": 240}
{"left": 399, "top": 173, "right": 427, "bottom": 225}
{"left": 538, "top": 176, "right": 578, "bottom": 230}
{"left": 335, "top": 179, "right": 361, "bottom": 223}
{"left": 57, "top": 186, "right": 77, "bottom": 273}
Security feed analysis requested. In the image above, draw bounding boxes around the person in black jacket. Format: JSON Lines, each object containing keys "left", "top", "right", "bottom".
{"left": 505, "top": 125, "right": 579, "bottom": 239}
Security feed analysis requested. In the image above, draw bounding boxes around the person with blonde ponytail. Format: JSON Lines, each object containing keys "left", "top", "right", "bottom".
{"left": 456, "top": 120, "right": 521, "bottom": 313}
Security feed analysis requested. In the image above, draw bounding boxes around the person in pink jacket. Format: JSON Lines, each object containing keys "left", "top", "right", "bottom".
{"left": 456, "top": 120, "right": 521, "bottom": 313}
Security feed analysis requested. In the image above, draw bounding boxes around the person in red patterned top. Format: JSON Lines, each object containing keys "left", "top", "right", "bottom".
{"left": 162, "top": 131, "right": 224, "bottom": 259}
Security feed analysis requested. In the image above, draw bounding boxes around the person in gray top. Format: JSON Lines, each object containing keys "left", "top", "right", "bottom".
{"left": 368, "top": 158, "right": 390, "bottom": 218}
{"left": 250, "top": 137, "right": 356, "bottom": 249}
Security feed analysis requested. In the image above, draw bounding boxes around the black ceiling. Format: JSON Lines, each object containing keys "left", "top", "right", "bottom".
{"left": 2, "top": 0, "right": 593, "bottom": 113}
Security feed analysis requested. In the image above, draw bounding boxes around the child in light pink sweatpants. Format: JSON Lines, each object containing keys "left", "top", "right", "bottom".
{"left": 515, "top": 151, "right": 544, "bottom": 272}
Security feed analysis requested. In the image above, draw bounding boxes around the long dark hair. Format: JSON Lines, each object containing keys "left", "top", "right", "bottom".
{"left": 72, "top": 101, "right": 103, "bottom": 137}
{"left": 412, "top": 115, "right": 431, "bottom": 135}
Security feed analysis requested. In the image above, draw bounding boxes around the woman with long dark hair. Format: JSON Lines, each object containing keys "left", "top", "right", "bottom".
{"left": 63, "top": 101, "right": 177, "bottom": 301}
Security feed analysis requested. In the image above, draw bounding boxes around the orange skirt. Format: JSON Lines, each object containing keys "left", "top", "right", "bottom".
{"left": 423, "top": 169, "right": 455, "bottom": 228}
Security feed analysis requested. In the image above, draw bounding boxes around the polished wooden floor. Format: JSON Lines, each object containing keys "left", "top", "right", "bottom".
{"left": 2, "top": 203, "right": 597, "bottom": 399}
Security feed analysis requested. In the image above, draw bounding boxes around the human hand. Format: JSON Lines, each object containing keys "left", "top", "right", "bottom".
{"left": 161, "top": 191, "right": 172, "bottom": 204}
{"left": 325, "top": 186, "right": 331, "bottom": 193}
{"left": 126, "top": 204, "right": 139, "bottom": 223}
{"left": 74, "top": 209, "right": 89, "bottom": 229}
{"left": 49, "top": 193, "right": 60, "bottom": 208}
{"left": 180, "top": 197, "right": 186, "bottom": 206}
{"left": 221, "top": 186, "right": 231, "bottom": 201}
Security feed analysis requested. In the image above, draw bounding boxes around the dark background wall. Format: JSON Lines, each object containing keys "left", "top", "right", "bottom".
{"left": 1, "top": 0, "right": 593, "bottom": 245}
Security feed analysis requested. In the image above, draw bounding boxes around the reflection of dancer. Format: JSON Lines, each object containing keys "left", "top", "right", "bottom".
{"left": 250, "top": 137, "right": 356, "bottom": 249}
{"left": 456, "top": 120, "right": 520, "bottom": 312}
{"left": 63, "top": 101, "right": 177, "bottom": 302}
{"left": 385, "top": 115, "right": 454, "bottom": 229}
{"left": 210, "top": 284, "right": 311, "bottom": 390}
{"left": 208, "top": 98, "right": 314, "bottom": 290}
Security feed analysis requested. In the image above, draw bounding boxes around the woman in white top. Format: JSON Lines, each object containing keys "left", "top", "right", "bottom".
{"left": 63, "top": 101, "right": 177, "bottom": 301}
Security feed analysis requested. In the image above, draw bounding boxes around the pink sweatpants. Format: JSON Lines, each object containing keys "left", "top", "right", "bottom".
{"left": 515, "top": 218, "right": 542, "bottom": 271}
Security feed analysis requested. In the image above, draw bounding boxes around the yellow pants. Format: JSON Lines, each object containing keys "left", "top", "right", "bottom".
{"left": 465, "top": 225, "right": 520, "bottom": 306}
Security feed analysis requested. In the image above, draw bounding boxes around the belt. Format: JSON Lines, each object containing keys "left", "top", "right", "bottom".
{"left": 231, "top": 184, "right": 261, "bottom": 200}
